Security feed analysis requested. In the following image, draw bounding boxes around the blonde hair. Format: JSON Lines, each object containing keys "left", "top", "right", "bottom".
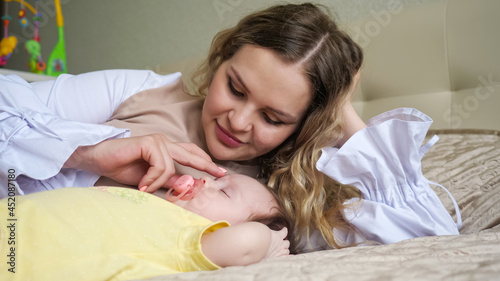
{"left": 192, "top": 3, "right": 364, "bottom": 252}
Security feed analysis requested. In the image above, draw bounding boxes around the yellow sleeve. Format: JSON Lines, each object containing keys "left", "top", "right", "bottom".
{"left": 177, "top": 220, "right": 231, "bottom": 272}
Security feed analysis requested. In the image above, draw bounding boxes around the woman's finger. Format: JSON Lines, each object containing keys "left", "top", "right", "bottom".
{"left": 135, "top": 135, "right": 225, "bottom": 191}
{"left": 138, "top": 137, "right": 175, "bottom": 192}
{"left": 170, "top": 143, "right": 226, "bottom": 178}
{"left": 177, "top": 142, "right": 214, "bottom": 163}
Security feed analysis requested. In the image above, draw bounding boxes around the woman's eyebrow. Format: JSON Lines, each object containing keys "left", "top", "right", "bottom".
{"left": 268, "top": 107, "right": 298, "bottom": 123}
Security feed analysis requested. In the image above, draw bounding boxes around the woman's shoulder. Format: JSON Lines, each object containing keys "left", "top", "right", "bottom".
{"left": 108, "top": 74, "right": 203, "bottom": 118}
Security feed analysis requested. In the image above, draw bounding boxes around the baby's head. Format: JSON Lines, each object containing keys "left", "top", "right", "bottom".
{"left": 168, "top": 174, "right": 290, "bottom": 232}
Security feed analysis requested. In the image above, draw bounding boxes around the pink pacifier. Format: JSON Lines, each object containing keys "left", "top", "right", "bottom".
{"left": 165, "top": 175, "right": 205, "bottom": 202}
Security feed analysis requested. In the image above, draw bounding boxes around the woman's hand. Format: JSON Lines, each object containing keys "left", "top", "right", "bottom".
{"left": 64, "top": 134, "right": 225, "bottom": 192}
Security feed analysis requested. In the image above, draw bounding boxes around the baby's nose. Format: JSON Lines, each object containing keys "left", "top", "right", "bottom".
{"left": 199, "top": 176, "right": 218, "bottom": 189}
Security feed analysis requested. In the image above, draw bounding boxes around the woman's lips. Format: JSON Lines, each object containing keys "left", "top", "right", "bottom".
{"left": 215, "top": 122, "right": 244, "bottom": 148}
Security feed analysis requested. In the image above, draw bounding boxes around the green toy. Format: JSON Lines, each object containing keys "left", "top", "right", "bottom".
{"left": 25, "top": 0, "right": 46, "bottom": 74}
{"left": 25, "top": 39, "right": 45, "bottom": 73}
{"left": 46, "top": 0, "right": 67, "bottom": 76}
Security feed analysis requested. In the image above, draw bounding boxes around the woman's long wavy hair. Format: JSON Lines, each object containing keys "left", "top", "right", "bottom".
{"left": 192, "top": 3, "right": 364, "bottom": 252}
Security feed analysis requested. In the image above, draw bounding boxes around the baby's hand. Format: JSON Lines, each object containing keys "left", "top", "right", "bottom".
{"left": 265, "top": 227, "right": 290, "bottom": 259}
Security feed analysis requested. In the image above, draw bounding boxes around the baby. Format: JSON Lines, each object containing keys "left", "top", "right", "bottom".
{"left": 164, "top": 174, "right": 291, "bottom": 266}
{"left": 0, "top": 174, "right": 290, "bottom": 280}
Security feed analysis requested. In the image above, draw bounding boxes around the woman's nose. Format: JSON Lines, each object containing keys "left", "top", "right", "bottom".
{"left": 228, "top": 106, "right": 253, "bottom": 131}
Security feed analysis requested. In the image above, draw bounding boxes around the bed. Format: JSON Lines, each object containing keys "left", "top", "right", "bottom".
{"left": 139, "top": 0, "right": 500, "bottom": 280}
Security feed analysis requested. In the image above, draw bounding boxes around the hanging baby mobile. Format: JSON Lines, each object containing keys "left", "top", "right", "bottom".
{"left": 1, "top": 0, "right": 67, "bottom": 76}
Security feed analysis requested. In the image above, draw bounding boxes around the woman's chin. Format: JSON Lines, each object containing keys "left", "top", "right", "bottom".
{"left": 211, "top": 150, "right": 241, "bottom": 162}
{"left": 208, "top": 143, "right": 249, "bottom": 162}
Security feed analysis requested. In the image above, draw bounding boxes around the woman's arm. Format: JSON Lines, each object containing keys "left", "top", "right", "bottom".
{"left": 65, "top": 134, "right": 225, "bottom": 191}
{"left": 200, "top": 222, "right": 289, "bottom": 267}
{"left": 30, "top": 70, "right": 181, "bottom": 124}
{"left": 46, "top": 70, "right": 225, "bottom": 190}
{"left": 1, "top": 74, "right": 130, "bottom": 195}
{"left": 337, "top": 101, "right": 367, "bottom": 147}
{"left": 337, "top": 71, "right": 367, "bottom": 147}
{"left": 1, "top": 71, "right": 225, "bottom": 195}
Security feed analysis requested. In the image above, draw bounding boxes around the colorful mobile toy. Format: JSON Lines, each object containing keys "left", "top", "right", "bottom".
{"left": 25, "top": 0, "right": 46, "bottom": 73}
{"left": 1, "top": 0, "right": 66, "bottom": 76}
{"left": 0, "top": 0, "right": 18, "bottom": 66}
{"left": 46, "top": 0, "right": 66, "bottom": 76}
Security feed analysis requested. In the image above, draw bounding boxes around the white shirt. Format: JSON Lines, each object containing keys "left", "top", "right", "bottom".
{"left": 300, "top": 108, "right": 461, "bottom": 251}
{"left": 0, "top": 70, "right": 181, "bottom": 198}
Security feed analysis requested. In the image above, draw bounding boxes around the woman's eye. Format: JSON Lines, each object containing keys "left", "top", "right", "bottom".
{"left": 263, "top": 114, "right": 284, "bottom": 126}
{"left": 228, "top": 77, "right": 244, "bottom": 97}
{"left": 227, "top": 77, "right": 284, "bottom": 126}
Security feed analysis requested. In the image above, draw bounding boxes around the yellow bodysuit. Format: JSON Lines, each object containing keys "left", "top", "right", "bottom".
{"left": 0, "top": 187, "right": 229, "bottom": 281}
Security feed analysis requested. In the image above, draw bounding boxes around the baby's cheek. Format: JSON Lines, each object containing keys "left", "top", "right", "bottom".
{"left": 190, "top": 188, "right": 219, "bottom": 211}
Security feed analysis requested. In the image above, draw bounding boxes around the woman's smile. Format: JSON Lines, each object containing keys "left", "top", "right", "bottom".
{"left": 215, "top": 121, "right": 244, "bottom": 148}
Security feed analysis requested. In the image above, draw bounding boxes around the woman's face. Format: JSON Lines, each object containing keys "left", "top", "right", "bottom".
{"left": 202, "top": 45, "right": 312, "bottom": 161}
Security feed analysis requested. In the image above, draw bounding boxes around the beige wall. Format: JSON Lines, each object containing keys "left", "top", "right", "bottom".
{"left": 3, "top": 0, "right": 439, "bottom": 74}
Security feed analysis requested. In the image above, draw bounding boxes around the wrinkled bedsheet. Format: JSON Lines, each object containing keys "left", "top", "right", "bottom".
{"left": 143, "top": 130, "right": 500, "bottom": 281}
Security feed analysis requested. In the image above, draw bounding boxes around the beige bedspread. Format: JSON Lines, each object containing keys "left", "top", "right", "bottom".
{"left": 144, "top": 130, "right": 500, "bottom": 281}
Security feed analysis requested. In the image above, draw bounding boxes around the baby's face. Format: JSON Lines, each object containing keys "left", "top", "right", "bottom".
{"left": 171, "top": 174, "right": 278, "bottom": 225}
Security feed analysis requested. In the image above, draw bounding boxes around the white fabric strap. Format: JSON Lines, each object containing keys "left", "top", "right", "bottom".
{"left": 419, "top": 135, "right": 461, "bottom": 229}
{"left": 0, "top": 106, "right": 63, "bottom": 153}
{"left": 419, "top": 135, "right": 439, "bottom": 157}
{"left": 426, "top": 179, "right": 462, "bottom": 230}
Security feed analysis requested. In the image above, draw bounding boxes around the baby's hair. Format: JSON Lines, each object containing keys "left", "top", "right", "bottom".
{"left": 247, "top": 182, "right": 294, "bottom": 244}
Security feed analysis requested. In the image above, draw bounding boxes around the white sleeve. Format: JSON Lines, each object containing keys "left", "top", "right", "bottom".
{"left": 0, "top": 70, "right": 181, "bottom": 198}
{"left": 29, "top": 69, "right": 182, "bottom": 124}
{"left": 316, "top": 108, "right": 461, "bottom": 245}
